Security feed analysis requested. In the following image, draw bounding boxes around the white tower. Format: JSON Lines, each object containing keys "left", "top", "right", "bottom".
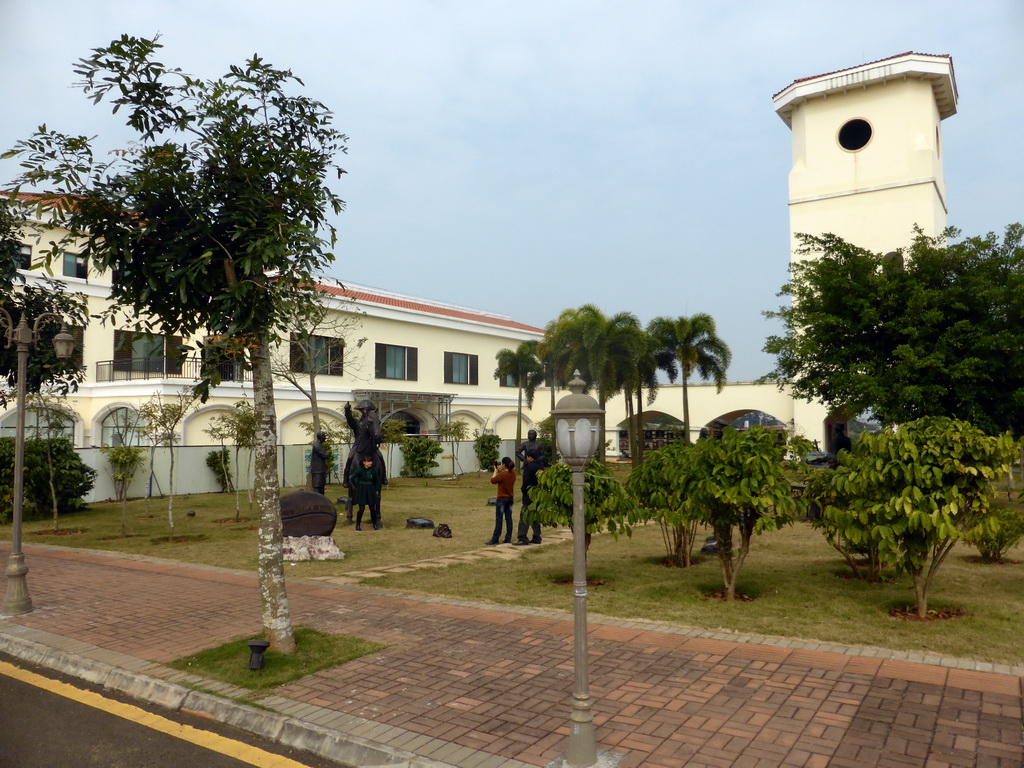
{"left": 772, "top": 52, "right": 958, "bottom": 445}
{"left": 774, "top": 52, "right": 958, "bottom": 258}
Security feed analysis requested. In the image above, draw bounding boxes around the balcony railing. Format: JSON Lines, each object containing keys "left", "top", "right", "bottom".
{"left": 95, "top": 356, "right": 251, "bottom": 383}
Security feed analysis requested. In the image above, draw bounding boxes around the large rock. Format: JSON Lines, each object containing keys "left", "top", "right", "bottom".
{"left": 283, "top": 535, "right": 345, "bottom": 561}
{"left": 280, "top": 490, "right": 337, "bottom": 537}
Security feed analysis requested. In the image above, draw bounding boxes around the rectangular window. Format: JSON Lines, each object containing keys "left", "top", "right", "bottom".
{"left": 113, "top": 330, "right": 184, "bottom": 375}
{"left": 498, "top": 372, "right": 517, "bottom": 388}
{"left": 375, "top": 343, "right": 418, "bottom": 381}
{"left": 62, "top": 251, "right": 88, "bottom": 279}
{"left": 444, "top": 351, "right": 478, "bottom": 385}
{"left": 290, "top": 334, "right": 344, "bottom": 375}
{"left": 19, "top": 245, "right": 31, "bottom": 270}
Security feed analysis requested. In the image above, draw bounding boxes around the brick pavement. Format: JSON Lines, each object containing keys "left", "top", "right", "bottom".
{"left": 2, "top": 543, "right": 1022, "bottom": 768}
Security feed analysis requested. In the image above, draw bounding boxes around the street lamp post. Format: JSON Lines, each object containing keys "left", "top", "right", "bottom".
{"left": 551, "top": 371, "right": 604, "bottom": 768}
{"left": 1, "top": 309, "right": 75, "bottom": 616}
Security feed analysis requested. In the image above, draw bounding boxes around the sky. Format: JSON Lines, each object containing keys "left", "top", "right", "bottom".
{"left": 2, "top": 1, "right": 1021, "bottom": 381}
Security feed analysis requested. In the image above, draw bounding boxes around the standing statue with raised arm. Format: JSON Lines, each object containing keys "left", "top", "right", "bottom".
{"left": 344, "top": 400, "right": 388, "bottom": 523}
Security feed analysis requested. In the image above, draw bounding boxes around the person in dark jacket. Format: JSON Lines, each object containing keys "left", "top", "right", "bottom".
{"left": 349, "top": 455, "right": 383, "bottom": 530}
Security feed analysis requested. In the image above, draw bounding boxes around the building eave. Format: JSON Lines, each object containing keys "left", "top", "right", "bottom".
{"left": 773, "top": 52, "right": 957, "bottom": 128}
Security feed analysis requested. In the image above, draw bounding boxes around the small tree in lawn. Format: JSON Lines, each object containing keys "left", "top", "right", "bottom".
{"left": 472, "top": 430, "right": 501, "bottom": 472}
{"left": 379, "top": 417, "right": 407, "bottom": 485}
{"left": 25, "top": 394, "right": 78, "bottom": 532}
{"left": 528, "top": 460, "right": 643, "bottom": 553}
{"left": 140, "top": 391, "right": 198, "bottom": 540}
{"left": 624, "top": 441, "right": 702, "bottom": 567}
{"left": 401, "top": 436, "right": 443, "bottom": 478}
{"left": 210, "top": 401, "right": 258, "bottom": 521}
{"left": 202, "top": 418, "right": 233, "bottom": 494}
{"left": 100, "top": 444, "right": 146, "bottom": 537}
{"left": 683, "top": 427, "right": 802, "bottom": 600}
{"left": 814, "top": 417, "right": 1017, "bottom": 617}
{"left": 436, "top": 419, "right": 470, "bottom": 478}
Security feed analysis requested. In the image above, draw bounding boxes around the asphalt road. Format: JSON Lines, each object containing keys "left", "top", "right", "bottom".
{"left": 0, "top": 653, "right": 343, "bottom": 768}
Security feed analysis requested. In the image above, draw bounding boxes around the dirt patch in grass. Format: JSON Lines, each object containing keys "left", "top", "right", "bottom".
{"left": 889, "top": 606, "right": 971, "bottom": 622}
{"left": 553, "top": 577, "right": 607, "bottom": 588}
{"left": 30, "top": 529, "right": 85, "bottom": 536}
{"left": 702, "top": 591, "right": 757, "bottom": 602}
{"left": 148, "top": 534, "right": 210, "bottom": 545}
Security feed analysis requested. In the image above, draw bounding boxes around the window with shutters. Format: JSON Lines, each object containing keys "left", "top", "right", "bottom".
{"left": 498, "top": 372, "right": 517, "bottom": 388}
{"left": 375, "top": 343, "right": 417, "bottom": 381}
{"left": 289, "top": 334, "right": 344, "bottom": 375}
{"left": 443, "top": 351, "right": 478, "bottom": 385}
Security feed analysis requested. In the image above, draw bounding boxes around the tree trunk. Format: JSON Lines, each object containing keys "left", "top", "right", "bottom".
{"left": 47, "top": 445, "right": 59, "bottom": 532}
{"left": 681, "top": 371, "right": 691, "bottom": 443}
{"left": 912, "top": 568, "right": 928, "bottom": 618}
{"left": 514, "top": 385, "right": 523, "bottom": 470}
{"left": 167, "top": 444, "right": 175, "bottom": 540}
{"left": 251, "top": 335, "right": 295, "bottom": 654}
{"left": 636, "top": 390, "right": 645, "bottom": 466}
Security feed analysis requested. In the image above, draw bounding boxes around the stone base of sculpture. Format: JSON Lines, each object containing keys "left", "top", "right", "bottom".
{"left": 283, "top": 535, "right": 345, "bottom": 561}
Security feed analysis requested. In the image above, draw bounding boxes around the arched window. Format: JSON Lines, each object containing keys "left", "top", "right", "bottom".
{"left": 101, "top": 407, "right": 147, "bottom": 447}
{"left": 0, "top": 409, "right": 76, "bottom": 440}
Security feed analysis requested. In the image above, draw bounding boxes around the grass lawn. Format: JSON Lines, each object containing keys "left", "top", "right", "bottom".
{"left": 11, "top": 468, "right": 1024, "bottom": 666}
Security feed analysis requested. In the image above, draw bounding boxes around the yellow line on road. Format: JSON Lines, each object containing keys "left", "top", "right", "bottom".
{"left": 0, "top": 660, "right": 314, "bottom": 768}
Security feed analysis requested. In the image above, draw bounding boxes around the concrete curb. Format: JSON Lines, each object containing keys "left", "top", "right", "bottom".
{"left": 0, "top": 621, "right": 447, "bottom": 768}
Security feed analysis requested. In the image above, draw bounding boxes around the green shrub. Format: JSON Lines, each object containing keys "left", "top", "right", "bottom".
{"left": 100, "top": 445, "right": 146, "bottom": 504}
{"left": 0, "top": 437, "right": 96, "bottom": 520}
{"left": 472, "top": 431, "right": 501, "bottom": 471}
{"left": 400, "top": 437, "right": 443, "bottom": 478}
{"left": 964, "top": 507, "right": 1024, "bottom": 563}
{"left": 206, "top": 449, "right": 234, "bottom": 492}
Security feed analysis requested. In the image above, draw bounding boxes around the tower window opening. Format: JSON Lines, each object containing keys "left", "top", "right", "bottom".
{"left": 838, "top": 119, "right": 872, "bottom": 151}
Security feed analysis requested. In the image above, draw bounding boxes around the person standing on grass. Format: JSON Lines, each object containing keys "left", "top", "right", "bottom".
{"left": 349, "top": 455, "right": 383, "bottom": 531}
{"left": 487, "top": 457, "right": 516, "bottom": 545}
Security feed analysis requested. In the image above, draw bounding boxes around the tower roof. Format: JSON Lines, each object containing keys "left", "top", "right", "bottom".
{"left": 773, "top": 52, "right": 957, "bottom": 127}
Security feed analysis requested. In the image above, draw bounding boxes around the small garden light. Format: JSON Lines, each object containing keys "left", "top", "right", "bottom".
{"left": 247, "top": 639, "right": 271, "bottom": 671}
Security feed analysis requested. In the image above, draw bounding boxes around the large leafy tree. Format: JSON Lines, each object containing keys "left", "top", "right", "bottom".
{"left": 648, "top": 313, "right": 732, "bottom": 443}
{"left": 763, "top": 226, "right": 1024, "bottom": 434}
{"left": 6, "top": 35, "right": 347, "bottom": 652}
{"left": 493, "top": 339, "right": 545, "bottom": 466}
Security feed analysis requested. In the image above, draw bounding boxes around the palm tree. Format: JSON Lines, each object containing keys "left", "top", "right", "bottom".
{"left": 541, "top": 305, "right": 643, "bottom": 461}
{"left": 623, "top": 329, "right": 674, "bottom": 467}
{"left": 494, "top": 340, "right": 546, "bottom": 465}
{"left": 648, "top": 313, "right": 732, "bottom": 442}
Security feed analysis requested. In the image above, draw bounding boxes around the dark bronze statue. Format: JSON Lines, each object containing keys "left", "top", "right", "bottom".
{"left": 310, "top": 431, "right": 329, "bottom": 495}
{"left": 344, "top": 400, "right": 387, "bottom": 498}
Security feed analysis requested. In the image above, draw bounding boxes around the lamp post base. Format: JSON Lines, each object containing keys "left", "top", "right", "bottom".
{"left": 2, "top": 553, "right": 32, "bottom": 616}
{"left": 547, "top": 750, "right": 623, "bottom": 768}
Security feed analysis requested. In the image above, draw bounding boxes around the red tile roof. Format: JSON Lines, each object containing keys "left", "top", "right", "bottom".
{"left": 318, "top": 283, "right": 545, "bottom": 334}
{"left": 773, "top": 51, "right": 953, "bottom": 99}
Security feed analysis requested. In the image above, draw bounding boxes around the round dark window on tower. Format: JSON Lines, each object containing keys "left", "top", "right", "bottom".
{"left": 838, "top": 118, "right": 872, "bottom": 151}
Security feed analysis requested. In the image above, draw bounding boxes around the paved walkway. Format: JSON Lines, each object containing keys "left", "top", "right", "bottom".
{"left": 1, "top": 543, "right": 1022, "bottom": 768}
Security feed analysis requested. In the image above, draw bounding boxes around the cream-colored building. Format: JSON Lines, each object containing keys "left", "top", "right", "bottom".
{"left": 6, "top": 200, "right": 544, "bottom": 454}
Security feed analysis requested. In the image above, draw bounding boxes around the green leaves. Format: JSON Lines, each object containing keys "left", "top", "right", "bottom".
{"left": 811, "top": 417, "right": 1018, "bottom": 611}
{"left": 528, "top": 461, "right": 642, "bottom": 537}
{"left": 764, "top": 226, "right": 1024, "bottom": 433}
